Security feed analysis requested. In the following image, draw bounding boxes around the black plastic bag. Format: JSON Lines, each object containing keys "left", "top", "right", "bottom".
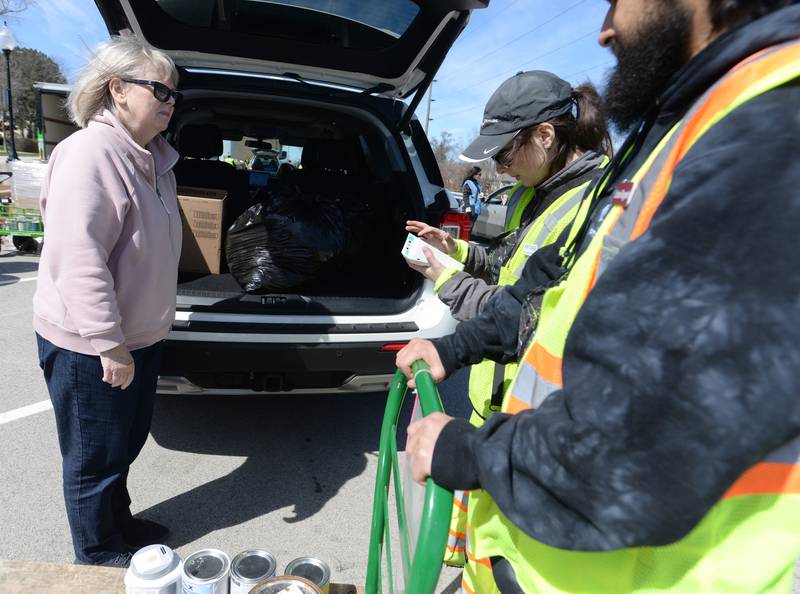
{"left": 226, "top": 189, "right": 348, "bottom": 292}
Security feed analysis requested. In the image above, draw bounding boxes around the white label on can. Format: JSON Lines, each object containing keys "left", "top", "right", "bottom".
{"left": 229, "top": 577, "right": 253, "bottom": 594}
{"left": 133, "top": 546, "right": 172, "bottom": 574}
{"left": 182, "top": 580, "right": 227, "bottom": 594}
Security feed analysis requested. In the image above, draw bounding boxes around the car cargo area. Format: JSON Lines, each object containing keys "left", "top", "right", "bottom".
{"left": 170, "top": 96, "right": 424, "bottom": 315}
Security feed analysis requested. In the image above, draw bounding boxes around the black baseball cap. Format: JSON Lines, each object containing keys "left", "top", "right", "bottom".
{"left": 459, "top": 70, "right": 574, "bottom": 163}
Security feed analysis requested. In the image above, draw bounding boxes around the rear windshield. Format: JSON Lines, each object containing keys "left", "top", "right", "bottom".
{"left": 158, "top": 0, "right": 420, "bottom": 40}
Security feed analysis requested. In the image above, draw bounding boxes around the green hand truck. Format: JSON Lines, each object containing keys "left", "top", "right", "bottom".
{"left": 366, "top": 361, "right": 454, "bottom": 594}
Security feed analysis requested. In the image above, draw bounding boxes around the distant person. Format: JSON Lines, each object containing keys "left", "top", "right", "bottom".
{"left": 461, "top": 166, "right": 482, "bottom": 221}
{"left": 33, "top": 36, "right": 181, "bottom": 568}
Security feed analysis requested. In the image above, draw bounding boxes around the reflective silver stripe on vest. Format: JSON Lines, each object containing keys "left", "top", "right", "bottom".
{"left": 504, "top": 184, "right": 530, "bottom": 230}
{"left": 513, "top": 187, "right": 586, "bottom": 278}
{"left": 466, "top": 525, "right": 475, "bottom": 557}
{"left": 508, "top": 356, "right": 561, "bottom": 410}
{"left": 763, "top": 434, "right": 800, "bottom": 464}
{"left": 595, "top": 140, "right": 677, "bottom": 278}
{"left": 447, "top": 490, "right": 469, "bottom": 552}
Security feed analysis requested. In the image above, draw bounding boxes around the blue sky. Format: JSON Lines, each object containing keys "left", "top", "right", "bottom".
{"left": 4, "top": 0, "right": 614, "bottom": 151}
{"left": 428, "top": 0, "right": 614, "bottom": 148}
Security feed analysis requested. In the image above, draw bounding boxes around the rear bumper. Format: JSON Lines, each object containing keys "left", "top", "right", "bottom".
{"left": 158, "top": 339, "right": 403, "bottom": 394}
{"left": 157, "top": 374, "right": 394, "bottom": 395}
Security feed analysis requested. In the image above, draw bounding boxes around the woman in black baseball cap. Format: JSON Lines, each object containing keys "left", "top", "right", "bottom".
{"left": 403, "top": 69, "right": 612, "bottom": 568}
{"left": 406, "top": 69, "right": 612, "bottom": 296}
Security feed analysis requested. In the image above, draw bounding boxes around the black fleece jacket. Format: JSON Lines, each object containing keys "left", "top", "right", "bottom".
{"left": 430, "top": 5, "right": 800, "bottom": 551}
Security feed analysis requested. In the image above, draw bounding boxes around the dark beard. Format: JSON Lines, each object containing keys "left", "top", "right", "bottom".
{"left": 603, "top": 7, "right": 694, "bottom": 133}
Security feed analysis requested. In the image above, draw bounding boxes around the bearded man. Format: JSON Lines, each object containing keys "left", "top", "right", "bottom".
{"left": 397, "top": 1, "right": 800, "bottom": 592}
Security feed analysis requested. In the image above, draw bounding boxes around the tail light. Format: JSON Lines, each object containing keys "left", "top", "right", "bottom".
{"left": 440, "top": 210, "right": 472, "bottom": 241}
{"left": 379, "top": 343, "right": 408, "bottom": 352}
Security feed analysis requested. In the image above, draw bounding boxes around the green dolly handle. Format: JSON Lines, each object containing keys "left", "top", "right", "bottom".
{"left": 365, "top": 361, "right": 453, "bottom": 594}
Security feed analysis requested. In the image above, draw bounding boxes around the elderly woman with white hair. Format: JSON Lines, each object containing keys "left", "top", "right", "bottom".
{"left": 33, "top": 36, "right": 181, "bottom": 567}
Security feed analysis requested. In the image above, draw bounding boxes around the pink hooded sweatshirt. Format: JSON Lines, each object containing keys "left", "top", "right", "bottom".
{"left": 33, "top": 110, "right": 182, "bottom": 355}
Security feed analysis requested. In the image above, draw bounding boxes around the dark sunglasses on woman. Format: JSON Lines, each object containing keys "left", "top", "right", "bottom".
{"left": 492, "top": 144, "right": 514, "bottom": 169}
{"left": 121, "top": 78, "right": 182, "bottom": 103}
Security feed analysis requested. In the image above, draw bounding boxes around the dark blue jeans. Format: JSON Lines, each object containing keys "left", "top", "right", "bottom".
{"left": 36, "top": 334, "right": 164, "bottom": 564}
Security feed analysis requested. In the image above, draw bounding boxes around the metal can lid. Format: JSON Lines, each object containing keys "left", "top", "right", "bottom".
{"left": 284, "top": 557, "right": 330, "bottom": 588}
{"left": 248, "top": 575, "right": 322, "bottom": 594}
{"left": 231, "top": 549, "right": 277, "bottom": 582}
{"left": 130, "top": 545, "right": 180, "bottom": 580}
{"left": 183, "top": 549, "right": 230, "bottom": 582}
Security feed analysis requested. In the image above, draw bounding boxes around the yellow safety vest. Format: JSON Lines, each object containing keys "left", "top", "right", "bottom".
{"left": 504, "top": 182, "right": 536, "bottom": 232}
{"left": 445, "top": 161, "right": 607, "bottom": 566}
{"left": 463, "top": 40, "right": 800, "bottom": 594}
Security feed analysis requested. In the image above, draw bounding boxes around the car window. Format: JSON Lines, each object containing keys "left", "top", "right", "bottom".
{"left": 157, "top": 0, "right": 420, "bottom": 40}
{"left": 487, "top": 186, "right": 512, "bottom": 205}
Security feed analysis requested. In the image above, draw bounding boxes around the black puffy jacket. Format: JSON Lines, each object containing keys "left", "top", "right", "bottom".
{"left": 431, "top": 5, "right": 800, "bottom": 551}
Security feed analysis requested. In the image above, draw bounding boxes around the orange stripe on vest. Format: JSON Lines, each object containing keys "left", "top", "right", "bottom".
{"left": 723, "top": 462, "right": 800, "bottom": 499}
{"left": 453, "top": 497, "right": 468, "bottom": 513}
{"left": 631, "top": 42, "right": 800, "bottom": 240}
{"left": 467, "top": 550, "right": 492, "bottom": 570}
{"left": 506, "top": 395, "right": 531, "bottom": 414}
{"left": 462, "top": 577, "right": 478, "bottom": 594}
{"left": 524, "top": 341, "right": 563, "bottom": 386}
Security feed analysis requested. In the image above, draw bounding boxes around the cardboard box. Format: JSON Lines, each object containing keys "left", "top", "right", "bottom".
{"left": 177, "top": 186, "right": 227, "bottom": 274}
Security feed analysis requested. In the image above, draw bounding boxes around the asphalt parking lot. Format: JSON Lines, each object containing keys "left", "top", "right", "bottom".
{"left": 0, "top": 239, "right": 466, "bottom": 591}
{"left": 2, "top": 239, "right": 797, "bottom": 593}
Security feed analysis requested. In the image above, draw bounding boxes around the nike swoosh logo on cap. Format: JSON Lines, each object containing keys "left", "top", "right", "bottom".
{"left": 483, "top": 146, "right": 500, "bottom": 154}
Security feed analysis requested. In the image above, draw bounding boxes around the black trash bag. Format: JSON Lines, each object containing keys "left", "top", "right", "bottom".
{"left": 226, "top": 189, "right": 348, "bottom": 293}
{"left": 336, "top": 193, "right": 372, "bottom": 261}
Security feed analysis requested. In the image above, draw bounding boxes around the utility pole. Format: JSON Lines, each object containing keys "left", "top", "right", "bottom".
{"left": 424, "top": 79, "right": 436, "bottom": 134}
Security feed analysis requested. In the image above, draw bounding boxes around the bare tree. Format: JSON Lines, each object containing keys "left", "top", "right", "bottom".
{"left": 430, "top": 128, "right": 515, "bottom": 194}
{"left": 0, "top": 0, "right": 32, "bottom": 15}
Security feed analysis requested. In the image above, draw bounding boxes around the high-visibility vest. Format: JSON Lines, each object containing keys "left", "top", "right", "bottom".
{"left": 445, "top": 173, "right": 599, "bottom": 567}
{"left": 463, "top": 40, "right": 800, "bottom": 594}
{"left": 444, "top": 159, "right": 608, "bottom": 567}
{"left": 467, "top": 168, "right": 605, "bottom": 422}
{"left": 504, "top": 183, "right": 535, "bottom": 232}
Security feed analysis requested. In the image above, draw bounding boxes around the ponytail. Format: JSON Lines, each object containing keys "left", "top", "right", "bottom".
{"left": 569, "top": 83, "right": 613, "bottom": 158}
{"left": 543, "top": 81, "right": 613, "bottom": 176}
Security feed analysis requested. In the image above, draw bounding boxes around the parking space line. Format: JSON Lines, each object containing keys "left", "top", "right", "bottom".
{"left": 0, "top": 399, "right": 52, "bottom": 425}
{"left": 0, "top": 276, "right": 38, "bottom": 287}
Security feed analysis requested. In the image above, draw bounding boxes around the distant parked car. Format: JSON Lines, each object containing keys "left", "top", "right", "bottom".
{"left": 446, "top": 188, "right": 464, "bottom": 209}
{"left": 471, "top": 184, "right": 514, "bottom": 241}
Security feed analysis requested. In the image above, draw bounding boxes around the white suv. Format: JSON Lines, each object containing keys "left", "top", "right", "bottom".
{"left": 95, "top": 0, "right": 487, "bottom": 394}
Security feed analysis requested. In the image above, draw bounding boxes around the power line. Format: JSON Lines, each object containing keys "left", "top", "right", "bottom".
{"left": 491, "top": 0, "right": 525, "bottom": 19}
{"left": 564, "top": 59, "right": 615, "bottom": 81}
{"left": 436, "top": 29, "right": 598, "bottom": 103}
{"left": 434, "top": 100, "right": 486, "bottom": 121}
{"left": 438, "top": 0, "right": 589, "bottom": 83}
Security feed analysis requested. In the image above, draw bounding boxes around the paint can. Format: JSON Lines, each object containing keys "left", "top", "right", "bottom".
{"left": 182, "top": 549, "right": 231, "bottom": 594}
{"left": 284, "top": 557, "right": 330, "bottom": 594}
{"left": 247, "top": 575, "right": 322, "bottom": 594}
{"left": 229, "top": 550, "right": 277, "bottom": 594}
{"left": 125, "top": 544, "right": 183, "bottom": 594}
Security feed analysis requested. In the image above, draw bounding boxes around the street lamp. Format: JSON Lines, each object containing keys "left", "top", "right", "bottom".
{"left": 0, "top": 21, "right": 18, "bottom": 160}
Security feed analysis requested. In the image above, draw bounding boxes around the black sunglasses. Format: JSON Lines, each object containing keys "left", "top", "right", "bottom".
{"left": 121, "top": 78, "right": 182, "bottom": 103}
{"left": 492, "top": 144, "right": 514, "bottom": 169}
